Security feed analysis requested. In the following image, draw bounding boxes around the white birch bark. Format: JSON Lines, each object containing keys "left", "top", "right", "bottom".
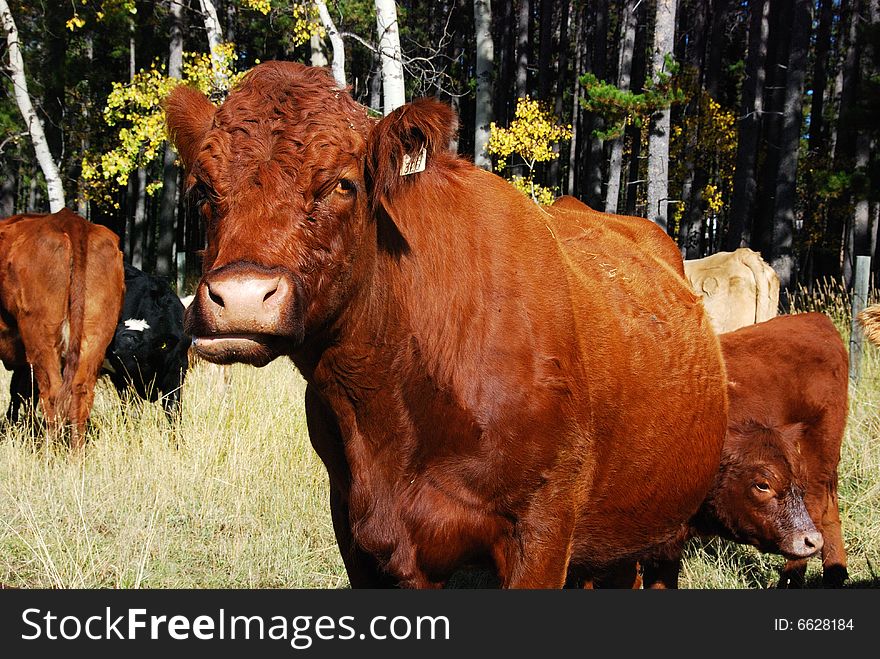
{"left": 604, "top": 0, "right": 638, "bottom": 214}
{"left": 0, "top": 0, "right": 65, "bottom": 212}
{"left": 198, "top": 0, "right": 227, "bottom": 90}
{"left": 315, "top": 0, "right": 346, "bottom": 88}
{"left": 375, "top": 0, "right": 405, "bottom": 114}
{"left": 474, "top": 0, "right": 494, "bottom": 170}
{"left": 646, "top": 0, "right": 677, "bottom": 229}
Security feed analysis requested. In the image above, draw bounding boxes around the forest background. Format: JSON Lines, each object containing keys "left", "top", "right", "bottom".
{"left": 1, "top": 0, "right": 878, "bottom": 303}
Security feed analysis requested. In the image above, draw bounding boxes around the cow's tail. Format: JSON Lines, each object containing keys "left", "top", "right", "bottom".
{"left": 858, "top": 304, "right": 880, "bottom": 347}
{"left": 58, "top": 216, "right": 90, "bottom": 426}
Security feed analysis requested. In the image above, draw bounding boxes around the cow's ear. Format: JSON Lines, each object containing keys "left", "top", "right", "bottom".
{"left": 164, "top": 85, "right": 216, "bottom": 173}
{"left": 364, "top": 98, "right": 458, "bottom": 211}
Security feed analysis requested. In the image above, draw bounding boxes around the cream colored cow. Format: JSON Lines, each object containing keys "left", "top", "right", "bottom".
{"left": 684, "top": 248, "right": 780, "bottom": 334}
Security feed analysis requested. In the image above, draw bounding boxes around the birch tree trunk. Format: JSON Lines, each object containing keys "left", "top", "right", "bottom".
{"left": 646, "top": 0, "right": 677, "bottom": 230}
{"left": 375, "top": 0, "right": 405, "bottom": 114}
{"left": 474, "top": 0, "right": 494, "bottom": 170}
{"left": 516, "top": 0, "right": 529, "bottom": 98}
{"left": 316, "top": 0, "right": 346, "bottom": 88}
{"left": 0, "top": 0, "right": 65, "bottom": 212}
{"left": 604, "top": 0, "right": 638, "bottom": 214}
{"left": 567, "top": 3, "right": 582, "bottom": 195}
{"left": 157, "top": 0, "right": 185, "bottom": 279}
{"left": 197, "top": 0, "right": 227, "bottom": 90}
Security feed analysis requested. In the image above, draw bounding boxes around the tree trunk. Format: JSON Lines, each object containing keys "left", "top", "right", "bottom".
{"left": 844, "top": 0, "right": 879, "bottom": 285}
{"left": 370, "top": 57, "right": 382, "bottom": 112}
{"left": 770, "top": 0, "right": 811, "bottom": 292}
{"left": 582, "top": 0, "right": 607, "bottom": 207}
{"left": 567, "top": 3, "right": 582, "bottom": 195}
{"left": 516, "top": 0, "right": 529, "bottom": 98}
{"left": 474, "top": 0, "right": 494, "bottom": 170}
{"left": 157, "top": 0, "right": 185, "bottom": 279}
{"left": 751, "top": 0, "right": 790, "bottom": 257}
{"left": 132, "top": 167, "right": 147, "bottom": 270}
{"left": 197, "top": 0, "right": 226, "bottom": 90}
{"left": 725, "top": 0, "right": 769, "bottom": 251}
{"left": 809, "top": 0, "right": 834, "bottom": 154}
{"left": 797, "top": 0, "right": 832, "bottom": 279}
{"left": 316, "top": 0, "right": 346, "bottom": 88}
{"left": 0, "top": 0, "right": 65, "bottom": 212}
{"left": 76, "top": 34, "right": 93, "bottom": 218}
{"left": 604, "top": 0, "right": 638, "bottom": 214}
{"left": 310, "top": 33, "right": 328, "bottom": 68}
{"left": 0, "top": 159, "right": 15, "bottom": 216}
{"left": 375, "top": 0, "right": 405, "bottom": 114}
{"left": 494, "top": 0, "right": 515, "bottom": 126}
{"left": 646, "top": 0, "right": 678, "bottom": 230}
{"left": 538, "top": 0, "right": 553, "bottom": 100}
{"left": 677, "top": 0, "right": 709, "bottom": 257}
{"left": 550, "top": 0, "right": 570, "bottom": 188}
{"left": 828, "top": 0, "right": 855, "bottom": 162}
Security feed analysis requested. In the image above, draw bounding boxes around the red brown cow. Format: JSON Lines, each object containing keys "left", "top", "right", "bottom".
{"left": 166, "top": 61, "right": 728, "bottom": 588}
{"left": 0, "top": 209, "right": 124, "bottom": 449}
{"left": 640, "top": 312, "right": 849, "bottom": 588}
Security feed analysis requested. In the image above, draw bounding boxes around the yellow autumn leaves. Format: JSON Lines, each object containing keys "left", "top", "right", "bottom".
{"left": 487, "top": 96, "right": 572, "bottom": 205}
{"left": 81, "top": 45, "right": 245, "bottom": 207}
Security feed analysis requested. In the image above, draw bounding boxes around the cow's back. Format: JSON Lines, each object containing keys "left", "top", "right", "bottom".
{"left": 549, "top": 195, "right": 686, "bottom": 278}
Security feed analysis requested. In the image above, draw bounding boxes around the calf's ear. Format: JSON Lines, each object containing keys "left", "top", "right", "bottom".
{"left": 164, "top": 85, "right": 216, "bottom": 173}
{"left": 364, "top": 98, "right": 458, "bottom": 213}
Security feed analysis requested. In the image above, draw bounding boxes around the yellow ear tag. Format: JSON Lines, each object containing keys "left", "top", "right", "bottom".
{"left": 400, "top": 147, "right": 427, "bottom": 176}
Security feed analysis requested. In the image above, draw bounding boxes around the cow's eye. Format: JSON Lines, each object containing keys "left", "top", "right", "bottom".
{"left": 754, "top": 481, "right": 771, "bottom": 493}
{"left": 334, "top": 178, "right": 355, "bottom": 195}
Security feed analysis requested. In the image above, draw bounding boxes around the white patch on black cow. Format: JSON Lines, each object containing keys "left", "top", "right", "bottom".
{"left": 124, "top": 318, "right": 150, "bottom": 332}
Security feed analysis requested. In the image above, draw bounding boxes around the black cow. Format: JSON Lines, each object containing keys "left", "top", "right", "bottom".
{"left": 6, "top": 263, "right": 189, "bottom": 421}
{"left": 103, "top": 263, "right": 190, "bottom": 416}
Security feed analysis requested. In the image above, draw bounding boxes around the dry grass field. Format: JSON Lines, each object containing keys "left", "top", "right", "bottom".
{"left": 1, "top": 286, "right": 878, "bottom": 589}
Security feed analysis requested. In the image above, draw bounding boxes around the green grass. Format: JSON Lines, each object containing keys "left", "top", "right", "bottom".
{"left": 1, "top": 286, "right": 878, "bottom": 589}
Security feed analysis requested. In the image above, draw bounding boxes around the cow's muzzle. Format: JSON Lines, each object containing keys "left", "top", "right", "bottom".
{"left": 186, "top": 263, "right": 301, "bottom": 366}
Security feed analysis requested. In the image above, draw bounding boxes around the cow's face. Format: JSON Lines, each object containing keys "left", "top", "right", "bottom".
{"left": 165, "top": 61, "right": 456, "bottom": 366}
{"left": 711, "top": 423, "right": 823, "bottom": 560}
{"left": 109, "top": 316, "right": 187, "bottom": 392}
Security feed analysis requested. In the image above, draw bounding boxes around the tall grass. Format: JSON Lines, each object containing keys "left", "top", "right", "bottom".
{"left": 0, "top": 363, "right": 346, "bottom": 588}
{"left": 1, "top": 283, "right": 878, "bottom": 588}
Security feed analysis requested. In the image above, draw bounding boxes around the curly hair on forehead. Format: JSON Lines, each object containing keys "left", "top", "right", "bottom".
{"left": 217, "top": 61, "right": 373, "bottom": 137}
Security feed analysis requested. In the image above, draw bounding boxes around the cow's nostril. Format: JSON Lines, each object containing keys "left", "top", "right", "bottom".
{"left": 208, "top": 285, "right": 225, "bottom": 308}
{"left": 263, "top": 285, "right": 278, "bottom": 303}
{"left": 805, "top": 532, "right": 823, "bottom": 549}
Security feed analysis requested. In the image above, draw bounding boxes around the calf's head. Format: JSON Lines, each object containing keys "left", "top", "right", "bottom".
{"left": 165, "top": 61, "right": 457, "bottom": 366}
{"left": 707, "top": 421, "right": 823, "bottom": 560}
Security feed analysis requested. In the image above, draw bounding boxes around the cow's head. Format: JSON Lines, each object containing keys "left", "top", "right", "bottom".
{"left": 165, "top": 61, "right": 456, "bottom": 366}
{"left": 108, "top": 269, "right": 189, "bottom": 399}
{"left": 707, "top": 421, "right": 823, "bottom": 560}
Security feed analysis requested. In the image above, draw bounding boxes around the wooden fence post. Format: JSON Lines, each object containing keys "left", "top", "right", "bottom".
{"left": 849, "top": 255, "right": 871, "bottom": 386}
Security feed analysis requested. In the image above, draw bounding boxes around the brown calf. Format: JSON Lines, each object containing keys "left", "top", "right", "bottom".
{"left": 641, "top": 312, "right": 849, "bottom": 588}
